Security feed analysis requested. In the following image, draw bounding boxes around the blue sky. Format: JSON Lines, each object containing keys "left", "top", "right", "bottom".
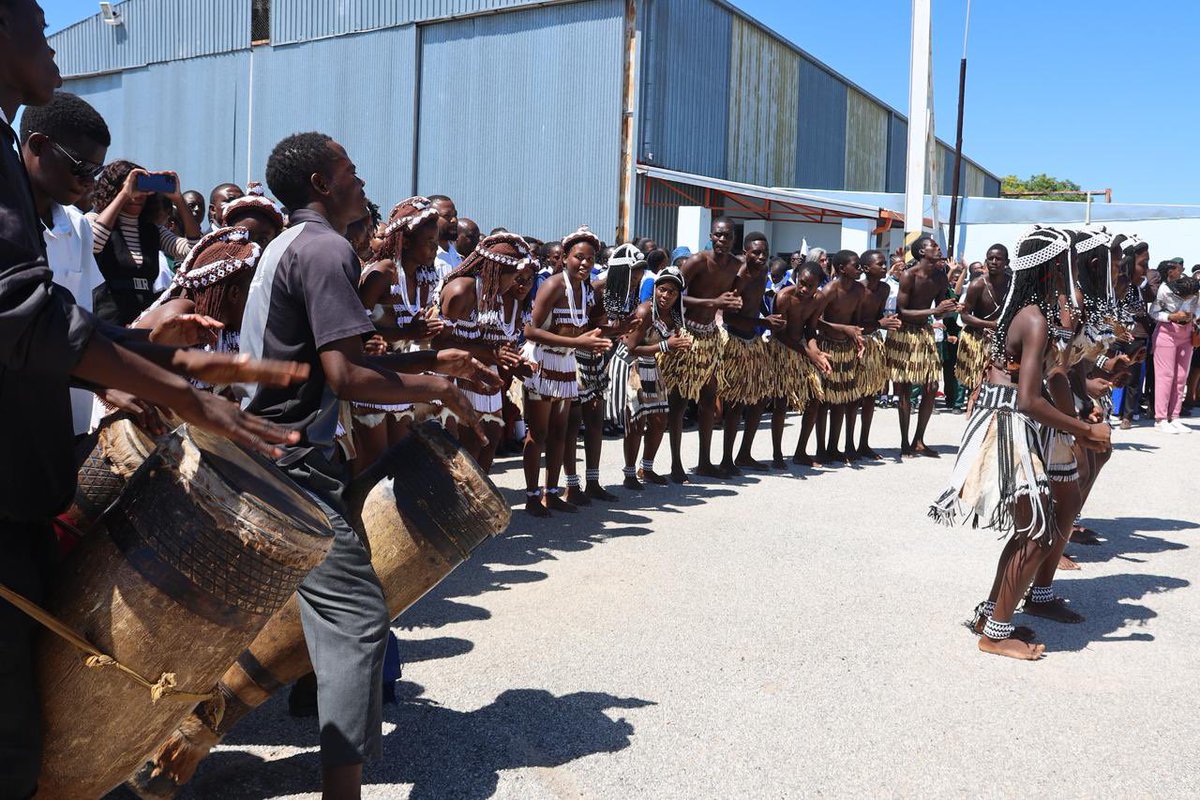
{"left": 41, "top": 0, "right": 1198, "bottom": 204}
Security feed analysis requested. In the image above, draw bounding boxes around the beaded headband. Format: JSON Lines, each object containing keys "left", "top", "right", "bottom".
{"left": 1119, "top": 233, "right": 1144, "bottom": 252}
{"left": 218, "top": 182, "right": 286, "bottom": 229}
{"left": 1010, "top": 226, "right": 1071, "bottom": 273}
{"left": 654, "top": 265, "right": 686, "bottom": 292}
{"left": 174, "top": 226, "right": 261, "bottom": 289}
{"left": 474, "top": 233, "right": 535, "bottom": 270}
{"left": 608, "top": 243, "right": 647, "bottom": 270}
{"left": 382, "top": 195, "right": 440, "bottom": 237}
{"left": 562, "top": 225, "right": 601, "bottom": 254}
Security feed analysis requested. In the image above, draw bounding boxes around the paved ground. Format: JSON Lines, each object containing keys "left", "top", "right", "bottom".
{"left": 179, "top": 406, "right": 1200, "bottom": 799}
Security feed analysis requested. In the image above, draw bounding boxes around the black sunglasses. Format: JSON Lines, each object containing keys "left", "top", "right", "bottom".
{"left": 44, "top": 136, "right": 104, "bottom": 181}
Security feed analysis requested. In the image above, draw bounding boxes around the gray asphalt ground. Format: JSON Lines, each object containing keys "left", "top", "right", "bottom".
{"left": 179, "top": 405, "right": 1200, "bottom": 799}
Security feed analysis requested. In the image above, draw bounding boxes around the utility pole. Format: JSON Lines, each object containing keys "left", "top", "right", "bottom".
{"left": 904, "top": 0, "right": 933, "bottom": 251}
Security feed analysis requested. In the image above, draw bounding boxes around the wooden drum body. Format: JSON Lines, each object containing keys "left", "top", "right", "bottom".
{"left": 36, "top": 426, "right": 332, "bottom": 800}
{"left": 133, "top": 421, "right": 512, "bottom": 798}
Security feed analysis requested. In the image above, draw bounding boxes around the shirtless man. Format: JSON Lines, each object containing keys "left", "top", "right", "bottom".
{"left": 768, "top": 263, "right": 831, "bottom": 467}
{"left": 887, "top": 236, "right": 957, "bottom": 457}
{"left": 718, "top": 232, "right": 783, "bottom": 474}
{"left": 854, "top": 249, "right": 901, "bottom": 459}
{"left": 816, "top": 250, "right": 867, "bottom": 463}
{"left": 660, "top": 217, "right": 743, "bottom": 481}
{"left": 954, "top": 244, "right": 1010, "bottom": 394}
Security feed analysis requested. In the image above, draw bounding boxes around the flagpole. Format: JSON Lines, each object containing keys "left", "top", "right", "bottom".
{"left": 904, "top": 0, "right": 933, "bottom": 251}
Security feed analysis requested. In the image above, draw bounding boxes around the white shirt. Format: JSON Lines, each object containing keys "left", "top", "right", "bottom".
{"left": 883, "top": 276, "right": 900, "bottom": 316}
{"left": 432, "top": 243, "right": 462, "bottom": 304}
{"left": 43, "top": 203, "right": 102, "bottom": 435}
{"left": 1150, "top": 282, "right": 1198, "bottom": 324}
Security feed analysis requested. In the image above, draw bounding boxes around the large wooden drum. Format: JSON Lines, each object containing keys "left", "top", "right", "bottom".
{"left": 36, "top": 425, "right": 333, "bottom": 800}
{"left": 132, "top": 421, "right": 511, "bottom": 798}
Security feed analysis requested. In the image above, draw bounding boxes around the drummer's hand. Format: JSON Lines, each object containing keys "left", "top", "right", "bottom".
{"left": 173, "top": 350, "right": 310, "bottom": 388}
{"left": 149, "top": 313, "right": 223, "bottom": 347}
{"left": 435, "top": 348, "right": 503, "bottom": 393}
{"left": 97, "top": 388, "right": 168, "bottom": 436}
{"left": 178, "top": 391, "right": 300, "bottom": 459}
{"left": 438, "top": 384, "right": 489, "bottom": 445}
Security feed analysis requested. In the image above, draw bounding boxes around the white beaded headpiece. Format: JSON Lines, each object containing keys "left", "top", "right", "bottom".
{"left": 382, "top": 195, "right": 441, "bottom": 238}
{"left": 561, "top": 225, "right": 601, "bottom": 254}
{"left": 218, "top": 181, "right": 286, "bottom": 229}
{"left": 1072, "top": 226, "right": 1111, "bottom": 257}
{"left": 1010, "top": 226, "right": 1071, "bottom": 273}
{"left": 175, "top": 226, "right": 262, "bottom": 289}
{"left": 608, "top": 243, "right": 647, "bottom": 270}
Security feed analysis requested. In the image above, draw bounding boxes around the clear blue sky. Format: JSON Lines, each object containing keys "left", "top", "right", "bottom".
{"left": 41, "top": 0, "right": 1198, "bottom": 204}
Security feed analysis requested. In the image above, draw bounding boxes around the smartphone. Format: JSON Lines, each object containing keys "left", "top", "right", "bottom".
{"left": 135, "top": 173, "right": 177, "bottom": 194}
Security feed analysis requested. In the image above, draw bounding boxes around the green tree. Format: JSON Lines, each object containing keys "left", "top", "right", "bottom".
{"left": 1001, "top": 173, "right": 1084, "bottom": 201}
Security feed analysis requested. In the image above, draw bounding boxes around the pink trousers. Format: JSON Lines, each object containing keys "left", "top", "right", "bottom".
{"left": 1153, "top": 321, "right": 1194, "bottom": 420}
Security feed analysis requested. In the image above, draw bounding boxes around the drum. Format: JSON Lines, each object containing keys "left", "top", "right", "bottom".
{"left": 132, "top": 421, "right": 511, "bottom": 798}
{"left": 36, "top": 425, "right": 333, "bottom": 800}
{"left": 54, "top": 417, "right": 156, "bottom": 554}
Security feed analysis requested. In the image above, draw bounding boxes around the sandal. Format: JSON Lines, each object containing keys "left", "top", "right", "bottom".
{"left": 1070, "top": 525, "right": 1103, "bottom": 546}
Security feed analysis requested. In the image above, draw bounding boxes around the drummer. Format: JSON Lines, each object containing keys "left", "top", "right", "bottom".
{"left": 0, "top": 8, "right": 304, "bottom": 795}
{"left": 243, "top": 132, "right": 500, "bottom": 799}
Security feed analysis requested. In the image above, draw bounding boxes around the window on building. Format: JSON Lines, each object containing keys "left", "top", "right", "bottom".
{"left": 251, "top": 0, "right": 270, "bottom": 44}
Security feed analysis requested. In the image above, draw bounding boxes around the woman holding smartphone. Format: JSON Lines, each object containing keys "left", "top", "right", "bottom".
{"left": 1150, "top": 261, "right": 1199, "bottom": 433}
{"left": 87, "top": 160, "right": 201, "bottom": 324}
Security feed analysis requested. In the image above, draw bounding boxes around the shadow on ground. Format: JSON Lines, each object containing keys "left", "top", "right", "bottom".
{"left": 1043, "top": 572, "right": 1190, "bottom": 652}
{"left": 1068, "top": 516, "right": 1196, "bottom": 564}
{"left": 186, "top": 683, "right": 655, "bottom": 800}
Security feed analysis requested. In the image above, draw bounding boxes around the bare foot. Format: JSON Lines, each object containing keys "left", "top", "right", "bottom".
{"left": 845, "top": 448, "right": 863, "bottom": 462}
{"left": 640, "top": 468, "right": 669, "bottom": 485}
{"left": 734, "top": 455, "right": 769, "bottom": 471}
{"left": 585, "top": 481, "right": 619, "bottom": 502}
{"left": 1070, "top": 526, "right": 1103, "bottom": 546}
{"left": 970, "top": 616, "right": 1038, "bottom": 643}
{"left": 771, "top": 455, "right": 788, "bottom": 470}
{"left": 623, "top": 475, "right": 644, "bottom": 490}
{"left": 856, "top": 446, "right": 883, "bottom": 460}
{"left": 669, "top": 465, "right": 690, "bottom": 484}
{"left": 717, "top": 461, "right": 742, "bottom": 478}
{"left": 899, "top": 446, "right": 916, "bottom": 459}
{"left": 545, "top": 492, "right": 579, "bottom": 513}
{"left": 564, "top": 486, "right": 591, "bottom": 506}
{"left": 1057, "top": 554, "right": 1080, "bottom": 571}
{"left": 913, "top": 443, "right": 941, "bottom": 458}
{"left": 978, "top": 636, "right": 1046, "bottom": 660}
{"left": 825, "top": 448, "right": 850, "bottom": 465}
{"left": 693, "top": 463, "right": 725, "bottom": 479}
{"left": 525, "top": 496, "right": 549, "bottom": 517}
{"left": 792, "top": 453, "right": 821, "bottom": 468}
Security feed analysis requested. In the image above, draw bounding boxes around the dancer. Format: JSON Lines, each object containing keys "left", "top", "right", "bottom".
{"left": 567, "top": 243, "right": 640, "bottom": 503}
{"left": 954, "top": 244, "right": 1010, "bottom": 394}
{"left": 768, "top": 263, "right": 829, "bottom": 467}
{"left": 718, "top": 232, "right": 779, "bottom": 475}
{"left": 887, "top": 236, "right": 956, "bottom": 457}
{"left": 353, "top": 196, "right": 444, "bottom": 474}
{"left": 659, "top": 217, "right": 742, "bottom": 481}
{"left": 816, "top": 250, "right": 867, "bottom": 463}
{"left": 855, "top": 249, "right": 900, "bottom": 459}
{"left": 522, "top": 226, "right": 611, "bottom": 516}
{"left": 439, "top": 232, "right": 536, "bottom": 471}
{"left": 930, "top": 226, "right": 1110, "bottom": 660}
{"left": 619, "top": 267, "right": 691, "bottom": 488}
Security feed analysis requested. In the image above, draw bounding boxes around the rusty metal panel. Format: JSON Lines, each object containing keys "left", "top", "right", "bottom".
{"left": 50, "top": 0, "right": 250, "bottom": 78}
{"left": 638, "top": 0, "right": 731, "bottom": 178}
{"left": 844, "top": 87, "right": 888, "bottom": 192}
{"left": 795, "top": 56, "right": 846, "bottom": 190}
{"left": 725, "top": 15, "right": 798, "bottom": 188}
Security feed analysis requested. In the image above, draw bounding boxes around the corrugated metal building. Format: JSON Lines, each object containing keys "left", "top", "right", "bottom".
{"left": 51, "top": 0, "right": 1001, "bottom": 248}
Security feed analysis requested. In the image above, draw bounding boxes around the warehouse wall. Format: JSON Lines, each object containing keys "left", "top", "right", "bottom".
{"left": 416, "top": 0, "right": 625, "bottom": 240}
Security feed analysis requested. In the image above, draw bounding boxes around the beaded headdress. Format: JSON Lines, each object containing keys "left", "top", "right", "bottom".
{"left": 218, "top": 182, "right": 286, "bottom": 230}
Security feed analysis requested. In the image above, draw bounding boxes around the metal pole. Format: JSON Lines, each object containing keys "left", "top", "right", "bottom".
{"left": 947, "top": 0, "right": 971, "bottom": 258}
{"left": 903, "top": 0, "right": 932, "bottom": 249}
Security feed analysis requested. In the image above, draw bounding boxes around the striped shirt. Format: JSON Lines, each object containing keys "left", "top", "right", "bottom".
{"left": 87, "top": 212, "right": 193, "bottom": 263}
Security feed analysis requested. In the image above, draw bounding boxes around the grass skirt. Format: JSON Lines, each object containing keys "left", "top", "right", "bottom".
{"left": 928, "top": 382, "right": 1054, "bottom": 542}
{"left": 858, "top": 332, "right": 888, "bottom": 397}
{"left": 886, "top": 323, "right": 941, "bottom": 386}
{"left": 819, "top": 336, "right": 860, "bottom": 405}
{"left": 657, "top": 324, "right": 725, "bottom": 402}
{"left": 767, "top": 338, "right": 824, "bottom": 410}
{"left": 954, "top": 327, "right": 991, "bottom": 391}
{"left": 718, "top": 333, "right": 771, "bottom": 405}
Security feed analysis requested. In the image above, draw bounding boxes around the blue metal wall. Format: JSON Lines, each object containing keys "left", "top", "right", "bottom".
{"left": 638, "top": 0, "right": 730, "bottom": 179}
{"left": 983, "top": 174, "right": 1002, "bottom": 198}
{"left": 247, "top": 26, "right": 419, "bottom": 206}
{"left": 51, "top": 0, "right": 250, "bottom": 79}
{"left": 417, "top": 0, "right": 624, "bottom": 240}
{"left": 63, "top": 51, "right": 251, "bottom": 198}
{"left": 886, "top": 113, "right": 907, "bottom": 193}
{"left": 794, "top": 57, "right": 846, "bottom": 190}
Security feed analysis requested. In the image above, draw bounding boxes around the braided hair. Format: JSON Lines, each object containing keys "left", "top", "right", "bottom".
{"left": 990, "top": 226, "right": 1074, "bottom": 365}
{"left": 444, "top": 232, "right": 535, "bottom": 318}
{"left": 1065, "top": 228, "right": 1116, "bottom": 324}
{"left": 603, "top": 243, "right": 644, "bottom": 317}
{"left": 374, "top": 196, "right": 440, "bottom": 263}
